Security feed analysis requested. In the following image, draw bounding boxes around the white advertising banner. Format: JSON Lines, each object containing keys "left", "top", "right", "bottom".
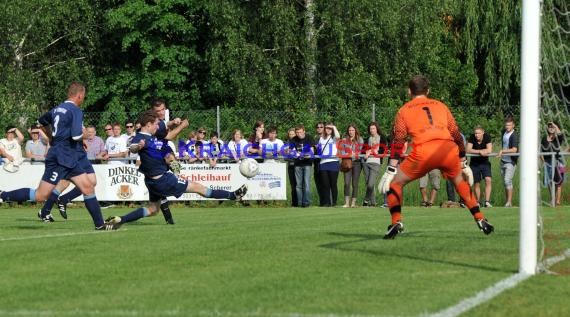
{"left": 0, "top": 162, "right": 287, "bottom": 201}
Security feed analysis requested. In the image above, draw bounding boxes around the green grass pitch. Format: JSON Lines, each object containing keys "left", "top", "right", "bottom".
{"left": 0, "top": 204, "right": 569, "bottom": 316}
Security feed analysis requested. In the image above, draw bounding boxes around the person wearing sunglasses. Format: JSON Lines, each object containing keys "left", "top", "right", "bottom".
{"left": 122, "top": 120, "right": 138, "bottom": 163}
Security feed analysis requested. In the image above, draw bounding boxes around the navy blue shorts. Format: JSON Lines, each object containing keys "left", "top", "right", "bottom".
{"left": 77, "top": 154, "right": 95, "bottom": 174}
{"left": 471, "top": 161, "right": 492, "bottom": 183}
{"left": 41, "top": 155, "right": 85, "bottom": 185}
{"left": 145, "top": 172, "right": 188, "bottom": 202}
{"left": 42, "top": 147, "right": 87, "bottom": 185}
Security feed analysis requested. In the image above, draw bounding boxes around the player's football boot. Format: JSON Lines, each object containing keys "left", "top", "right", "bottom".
{"left": 96, "top": 222, "right": 121, "bottom": 231}
{"left": 57, "top": 199, "right": 68, "bottom": 219}
{"left": 96, "top": 216, "right": 123, "bottom": 231}
{"left": 383, "top": 221, "right": 404, "bottom": 240}
{"left": 476, "top": 218, "right": 494, "bottom": 235}
{"left": 37, "top": 210, "right": 55, "bottom": 222}
{"left": 234, "top": 184, "right": 248, "bottom": 201}
{"left": 105, "top": 216, "right": 122, "bottom": 225}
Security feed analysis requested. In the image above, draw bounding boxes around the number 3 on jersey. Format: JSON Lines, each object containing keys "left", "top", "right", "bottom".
{"left": 52, "top": 115, "right": 60, "bottom": 136}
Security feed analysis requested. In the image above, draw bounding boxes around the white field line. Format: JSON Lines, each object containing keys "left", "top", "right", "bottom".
{"left": 428, "top": 248, "right": 570, "bottom": 317}
{"left": 0, "top": 231, "right": 109, "bottom": 242}
{"left": 538, "top": 248, "right": 570, "bottom": 272}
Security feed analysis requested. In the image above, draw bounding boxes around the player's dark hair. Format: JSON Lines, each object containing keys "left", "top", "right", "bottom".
{"left": 151, "top": 98, "right": 166, "bottom": 108}
{"left": 138, "top": 110, "right": 158, "bottom": 126}
{"left": 267, "top": 126, "right": 278, "bottom": 134}
{"left": 409, "top": 75, "right": 429, "bottom": 96}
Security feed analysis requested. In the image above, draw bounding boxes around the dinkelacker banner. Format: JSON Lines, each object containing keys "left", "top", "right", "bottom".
{"left": 0, "top": 163, "right": 287, "bottom": 201}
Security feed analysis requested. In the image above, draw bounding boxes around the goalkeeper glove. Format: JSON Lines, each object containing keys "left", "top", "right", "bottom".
{"left": 461, "top": 160, "right": 474, "bottom": 186}
{"left": 378, "top": 165, "right": 397, "bottom": 194}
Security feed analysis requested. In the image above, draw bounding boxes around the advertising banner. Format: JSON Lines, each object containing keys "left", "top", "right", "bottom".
{"left": 0, "top": 162, "right": 287, "bottom": 201}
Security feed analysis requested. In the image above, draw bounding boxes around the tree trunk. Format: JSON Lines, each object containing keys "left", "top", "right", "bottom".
{"left": 304, "top": 0, "right": 317, "bottom": 113}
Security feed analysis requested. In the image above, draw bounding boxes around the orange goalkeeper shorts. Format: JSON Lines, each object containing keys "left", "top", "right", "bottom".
{"left": 399, "top": 139, "right": 461, "bottom": 181}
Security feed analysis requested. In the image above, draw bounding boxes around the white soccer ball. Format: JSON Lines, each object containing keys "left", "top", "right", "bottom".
{"left": 239, "top": 158, "right": 260, "bottom": 178}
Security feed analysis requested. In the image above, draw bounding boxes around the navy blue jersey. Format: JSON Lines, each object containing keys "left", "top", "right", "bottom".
{"left": 38, "top": 101, "right": 84, "bottom": 168}
{"left": 155, "top": 120, "right": 168, "bottom": 141}
{"left": 131, "top": 132, "right": 170, "bottom": 178}
{"left": 38, "top": 101, "right": 83, "bottom": 151}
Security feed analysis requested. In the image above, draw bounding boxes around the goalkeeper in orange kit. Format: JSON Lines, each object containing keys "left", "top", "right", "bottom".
{"left": 378, "top": 75, "right": 494, "bottom": 239}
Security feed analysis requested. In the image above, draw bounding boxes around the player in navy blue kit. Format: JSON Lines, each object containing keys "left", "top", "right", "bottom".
{"left": 37, "top": 139, "right": 98, "bottom": 221}
{"left": 0, "top": 82, "right": 117, "bottom": 230}
{"left": 104, "top": 110, "right": 247, "bottom": 228}
{"left": 150, "top": 99, "right": 189, "bottom": 225}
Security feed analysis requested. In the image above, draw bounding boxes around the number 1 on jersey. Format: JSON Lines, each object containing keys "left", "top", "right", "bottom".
{"left": 421, "top": 107, "right": 433, "bottom": 125}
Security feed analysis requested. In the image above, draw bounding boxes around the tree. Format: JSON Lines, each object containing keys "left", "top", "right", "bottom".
{"left": 99, "top": 0, "right": 203, "bottom": 116}
{"left": 458, "top": 0, "right": 522, "bottom": 108}
{"left": 203, "top": 0, "right": 308, "bottom": 112}
{"left": 0, "top": 0, "right": 99, "bottom": 123}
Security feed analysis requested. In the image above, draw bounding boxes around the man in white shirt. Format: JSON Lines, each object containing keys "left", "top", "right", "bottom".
{"left": 25, "top": 126, "right": 49, "bottom": 165}
{"left": 105, "top": 123, "right": 127, "bottom": 165}
{"left": 497, "top": 116, "right": 519, "bottom": 207}
{"left": 260, "top": 127, "right": 284, "bottom": 163}
{"left": 0, "top": 126, "right": 25, "bottom": 171}
{"left": 121, "top": 120, "right": 139, "bottom": 163}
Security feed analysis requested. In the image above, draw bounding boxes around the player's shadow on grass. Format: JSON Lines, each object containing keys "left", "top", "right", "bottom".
{"left": 319, "top": 232, "right": 515, "bottom": 273}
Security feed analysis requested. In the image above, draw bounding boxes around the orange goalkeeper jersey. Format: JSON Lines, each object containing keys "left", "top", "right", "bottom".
{"left": 391, "top": 96, "right": 465, "bottom": 154}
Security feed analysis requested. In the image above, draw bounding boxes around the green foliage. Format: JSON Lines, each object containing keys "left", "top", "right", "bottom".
{"left": 203, "top": 0, "right": 308, "bottom": 111}
{"left": 99, "top": 0, "right": 203, "bottom": 113}
{"left": 0, "top": 0, "right": 536, "bottom": 136}
{"left": 0, "top": 0, "right": 99, "bottom": 121}
{"left": 458, "top": 0, "right": 522, "bottom": 107}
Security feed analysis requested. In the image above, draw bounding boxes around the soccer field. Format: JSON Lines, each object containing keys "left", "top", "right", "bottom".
{"left": 0, "top": 204, "right": 569, "bottom": 317}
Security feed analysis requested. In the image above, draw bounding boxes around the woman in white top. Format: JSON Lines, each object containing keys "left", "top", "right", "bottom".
{"left": 227, "top": 129, "right": 248, "bottom": 162}
{"left": 318, "top": 123, "right": 340, "bottom": 207}
{"left": 362, "top": 122, "right": 388, "bottom": 207}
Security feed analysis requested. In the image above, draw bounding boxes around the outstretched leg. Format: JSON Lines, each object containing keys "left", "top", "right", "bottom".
{"left": 452, "top": 174, "right": 494, "bottom": 234}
